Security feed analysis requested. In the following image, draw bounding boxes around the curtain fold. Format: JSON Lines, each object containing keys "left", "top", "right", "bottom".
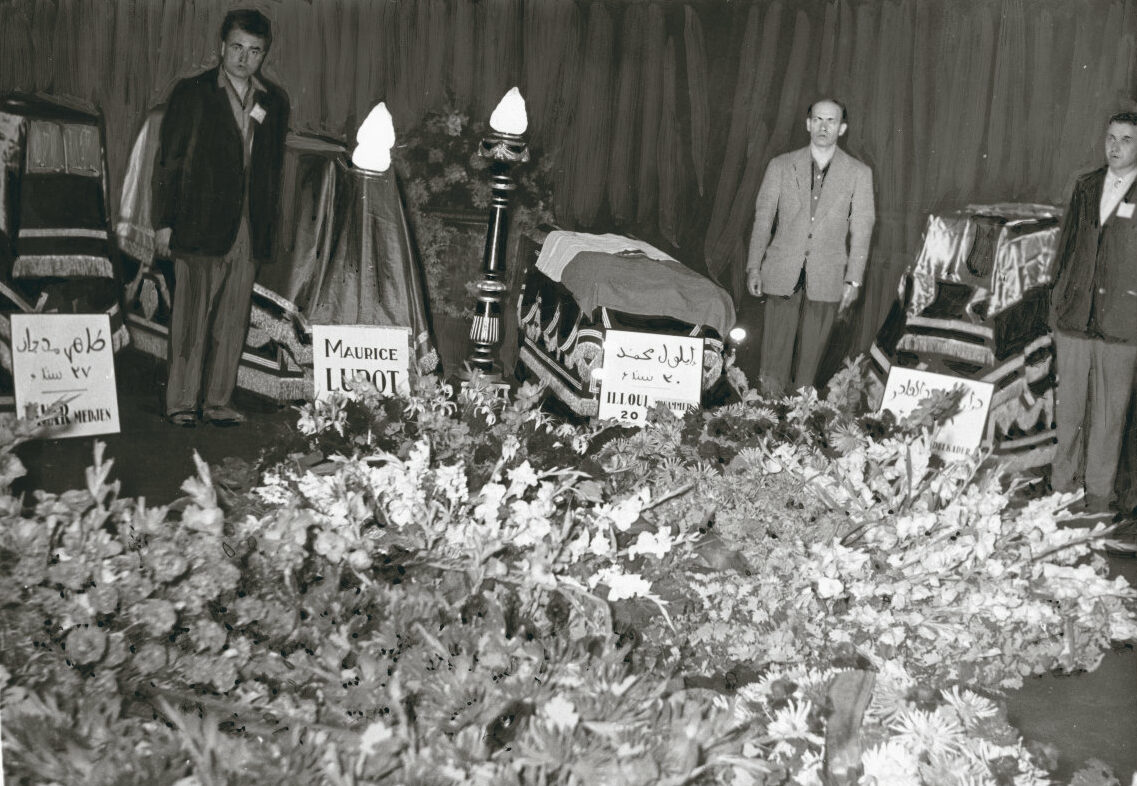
{"left": 684, "top": 7, "right": 709, "bottom": 197}
{"left": 657, "top": 36, "right": 682, "bottom": 247}
{"left": 633, "top": 3, "right": 665, "bottom": 229}
{"left": 607, "top": 4, "right": 646, "bottom": 224}
{"left": 0, "top": 4, "right": 34, "bottom": 94}
{"left": 559, "top": 2, "right": 614, "bottom": 229}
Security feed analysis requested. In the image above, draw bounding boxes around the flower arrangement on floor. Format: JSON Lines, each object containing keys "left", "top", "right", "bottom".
{"left": 0, "top": 365, "right": 1134, "bottom": 784}
{"left": 392, "top": 104, "right": 556, "bottom": 320}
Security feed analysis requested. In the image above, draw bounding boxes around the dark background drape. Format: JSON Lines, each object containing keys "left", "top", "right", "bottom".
{"left": 2, "top": 0, "right": 1136, "bottom": 357}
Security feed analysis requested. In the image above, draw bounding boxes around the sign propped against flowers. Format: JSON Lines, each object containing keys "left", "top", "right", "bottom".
{"left": 312, "top": 324, "right": 412, "bottom": 400}
{"left": 11, "top": 313, "right": 120, "bottom": 438}
{"left": 880, "top": 366, "right": 993, "bottom": 459}
{"left": 598, "top": 329, "right": 702, "bottom": 426}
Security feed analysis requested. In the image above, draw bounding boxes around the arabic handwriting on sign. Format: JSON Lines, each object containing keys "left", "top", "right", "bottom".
{"left": 15, "top": 326, "right": 106, "bottom": 361}
{"left": 616, "top": 346, "right": 655, "bottom": 362}
{"left": 657, "top": 342, "right": 697, "bottom": 369}
{"left": 16, "top": 327, "right": 58, "bottom": 355}
{"left": 631, "top": 371, "right": 653, "bottom": 382}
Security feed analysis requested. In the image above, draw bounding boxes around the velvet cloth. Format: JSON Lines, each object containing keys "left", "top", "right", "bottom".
{"left": 151, "top": 67, "right": 290, "bottom": 262}
{"left": 907, "top": 205, "right": 1061, "bottom": 321}
{"left": 558, "top": 250, "right": 735, "bottom": 339}
{"left": 260, "top": 157, "right": 437, "bottom": 374}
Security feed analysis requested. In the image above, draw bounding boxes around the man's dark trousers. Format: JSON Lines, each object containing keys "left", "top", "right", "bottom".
{"left": 760, "top": 288, "right": 838, "bottom": 395}
{"left": 166, "top": 214, "right": 256, "bottom": 416}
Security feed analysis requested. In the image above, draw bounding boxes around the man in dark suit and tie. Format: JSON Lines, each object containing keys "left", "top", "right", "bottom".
{"left": 745, "top": 98, "right": 875, "bottom": 395}
{"left": 1049, "top": 111, "right": 1137, "bottom": 514}
{"left": 152, "top": 8, "right": 290, "bottom": 426}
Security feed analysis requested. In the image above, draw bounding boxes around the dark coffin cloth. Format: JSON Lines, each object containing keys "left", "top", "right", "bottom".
{"left": 558, "top": 251, "right": 735, "bottom": 339}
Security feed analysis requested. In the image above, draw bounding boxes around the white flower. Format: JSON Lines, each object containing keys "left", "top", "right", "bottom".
{"left": 564, "top": 527, "right": 590, "bottom": 561}
{"left": 628, "top": 528, "right": 673, "bottom": 560}
{"left": 406, "top": 439, "right": 431, "bottom": 476}
{"left": 889, "top": 707, "right": 965, "bottom": 758}
{"left": 508, "top": 499, "right": 552, "bottom": 547}
{"left": 939, "top": 686, "right": 998, "bottom": 729}
{"left": 473, "top": 483, "right": 508, "bottom": 523}
{"left": 432, "top": 463, "right": 469, "bottom": 505}
{"left": 792, "top": 750, "right": 824, "bottom": 786}
{"left": 542, "top": 695, "right": 579, "bottom": 732}
{"left": 501, "top": 434, "right": 521, "bottom": 461}
{"left": 591, "top": 567, "right": 652, "bottom": 601}
{"left": 520, "top": 558, "right": 557, "bottom": 589}
{"left": 816, "top": 576, "right": 844, "bottom": 598}
{"left": 600, "top": 488, "right": 649, "bottom": 532}
{"left": 588, "top": 528, "right": 613, "bottom": 557}
{"left": 507, "top": 460, "right": 540, "bottom": 495}
{"left": 766, "top": 699, "right": 821, "bottom": 744}
{"left": 358, "top": 720, "right": 393, "bottom": 757}
{"left": 859, "top": 739, "right": 920, "bottom": 785}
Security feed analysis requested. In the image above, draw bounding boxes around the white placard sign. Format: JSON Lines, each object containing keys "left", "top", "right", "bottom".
{"left": 312, "top": 324, "right": 412, "bottom": 400}
{"left": 880, "top": 366, "right": 994, "bottom": 459}
{"left": 598, "top": 329, "right": 703, "bottom": 426}
{"left": 11, "top": 313, "right": 120, "bottom": 438}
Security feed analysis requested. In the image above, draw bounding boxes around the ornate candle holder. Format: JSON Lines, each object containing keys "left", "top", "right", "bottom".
{"left": 463, "top": 123, "right": 530, "bottom": 380}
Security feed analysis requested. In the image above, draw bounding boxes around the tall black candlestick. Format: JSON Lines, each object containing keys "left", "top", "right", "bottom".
{"left": 464, "top": 130, "right": 529, "bottom": 378}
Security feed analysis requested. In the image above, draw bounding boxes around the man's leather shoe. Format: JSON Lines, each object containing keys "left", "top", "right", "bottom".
{"left": 203, "top": 405, "right": 246, "bottom": 427}
{"left": 167, "top": 410, "right": 197, "bottom": 428}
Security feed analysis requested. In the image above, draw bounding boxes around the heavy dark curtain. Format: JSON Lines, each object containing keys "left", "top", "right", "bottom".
{"left": 2, "top": 0, "right": 1136, "bottom": 355}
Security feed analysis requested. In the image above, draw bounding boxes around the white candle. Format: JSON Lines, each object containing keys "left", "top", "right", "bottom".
{"left": 352, "top": 101, "right": 396, "bottom": 173}
{"left": 489, "top": 87, "right": 528, "bottom": 135}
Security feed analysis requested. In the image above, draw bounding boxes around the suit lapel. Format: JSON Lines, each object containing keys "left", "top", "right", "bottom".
{"left": 1091, "top": 169, "right": 1107, "bottom": 229}
{"left": 793, "top": 147, "right": 811, "bottom": 206}
{"left": 210, "top": 70, "right": 243, "bottom": 143}
{"left": 813, "top": 147, "right": 848, "bottom": 220}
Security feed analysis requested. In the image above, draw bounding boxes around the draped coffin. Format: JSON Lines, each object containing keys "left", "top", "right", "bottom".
{"left": 869, "top": 204, "right": 1061, "bottom": 468}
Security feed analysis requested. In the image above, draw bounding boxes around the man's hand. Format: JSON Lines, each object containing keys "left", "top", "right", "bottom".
{"left": 746, "top": 266, "right": 763, "bottom": 298}
{"left": 155, "top": 227, "right": 173, "bottom": 259}
{"left": 838, "top": 281, "right": 859, "bottom": 314}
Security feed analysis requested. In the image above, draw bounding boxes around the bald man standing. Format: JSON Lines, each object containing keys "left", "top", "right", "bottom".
{"left": 745, "top": 98, "right": 875, "bottom": 395}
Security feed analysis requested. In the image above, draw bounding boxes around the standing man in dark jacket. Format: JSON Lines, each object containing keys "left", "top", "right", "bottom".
{"left": 1049, "top": 111, "right": 1137, "bottom": 512}
{"left": 152, "top": 8, "right": 289, "bottom": 426}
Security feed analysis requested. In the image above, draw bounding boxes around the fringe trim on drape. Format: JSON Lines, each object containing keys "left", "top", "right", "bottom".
{"left": 13, "top": 255, "right": 113, "bottom": 279}
{"left": 906, "top": 315, "right": 994, "bottom": 339}
{"left": 989, "top": 388, "right": 1053, "bottom": 438}
{"left": 896, "top": 334, "right": 995, "bottom": 365}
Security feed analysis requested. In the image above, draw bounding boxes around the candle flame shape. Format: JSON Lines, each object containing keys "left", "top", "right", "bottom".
{"left": 489, "top": 87, "right": 528, "bottom": 135}
{"left": 352, "top": 101, "right": 396, "bottom": 173}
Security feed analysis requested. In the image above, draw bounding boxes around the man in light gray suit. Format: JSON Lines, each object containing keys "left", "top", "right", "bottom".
{"left": 745, "top": 98, "right": 875, "bottom": 395}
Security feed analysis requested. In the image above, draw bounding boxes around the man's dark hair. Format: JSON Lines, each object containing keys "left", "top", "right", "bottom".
{"left": 221, "top": 8, "right": 272, "bottom": 49}
{"left": 1109, "top": 111, "right": 1137, "bottom": 128}
{"left": 807, "top": 98, "right": 849, "bottom": 126}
